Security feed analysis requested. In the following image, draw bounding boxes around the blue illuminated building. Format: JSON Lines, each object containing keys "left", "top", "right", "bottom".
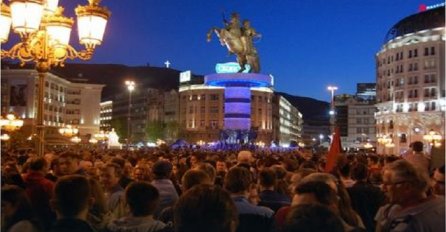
{"left": 205, "top": 63, "right": 273, "bottom": 131}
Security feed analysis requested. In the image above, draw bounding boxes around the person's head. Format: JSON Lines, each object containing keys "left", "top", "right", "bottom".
{"left": 58, "top": 152, "right": 80, "bottom": 175}
{"left": 216, "top": 159, "right": 228, "bottom": 172}
{"left": 99, "top": 163, "right": 122, "bottom": 191}
{"left": 52, "top": 175, "right": 91, "bottom": 218}
{"left": 1, "top": 185, "right": 35, "bottom": 230}
{"left": 189, "top": 154, "right": 202, "bottom": 168}
{"left": 411, "top": 141, "right": 424, "bottom": 153}
{"left": 195, "top": 162, "right": 216, "bottom": 183}
{"left": 152, "top": 160, "right": 173, "bottom": 179}
{"left": 301, "top": 173, "right": 338, "bottom": 193}
{"left": 258, "top": 168, "right": 276, "bottom": 189}
{"left": 382, "top": 160, "right": 429, "bottom": 205}
{"left": 237, "top": 150, "right": 252, "bottom": 165}
{"left": 224, "top": 167, "right": 252, "bottom": 194}
{"left": 432, "top": 165, "right": 445, "bottom": 195}
{"left": 126, "top": 182, "right": 159, "bottom": 217}
{"left": 350, "top": 163, "right": 368, "bottom": 181}
{"left": 289, "top": 168, "right": 316, "bottom": 194}
{"left": 28, "top": 157, "right": 48, "bottom": 173}
{"left": 133, "top": 165, "right": 151, "bottom": 182}
{"left": 292, "top": 181, "right": 339, "bottom": 212}
{"left": 182, "top": 169, "right": 211, "bottom": 191}
{"left": 242, "top": 20, "right": 251, "bottom": 28}
{"left": 339, "top": 163, "right": 351, "bottom": 178}
{"left": 174, "top": 184, "right": 238, "bottom": 232}
{"left": 283, "top": 204, "right": 344, "bottom": 232}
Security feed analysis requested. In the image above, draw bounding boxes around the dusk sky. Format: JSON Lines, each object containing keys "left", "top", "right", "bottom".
{"left": 29, "top": 0, "right": 445, "bottom": 101}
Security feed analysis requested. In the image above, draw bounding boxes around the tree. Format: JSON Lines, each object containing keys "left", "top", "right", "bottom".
{"left": 145, "top": 120, "right": 164, "bottom": 142}
{"left": 164, "top": 121, "right": 180, "bottom": 142}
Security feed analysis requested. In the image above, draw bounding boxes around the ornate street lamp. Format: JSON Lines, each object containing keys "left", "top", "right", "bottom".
{"left": 94, "top": 130, "right": 108, "bottom": 141}
{"left": 0, "top": 134, "right": 10, "bottom": 141}
{"left": 58, "top": 124, "right": 78, "bottom": 137}
{"left": 1, "top": 0, "right": 110, "bottom": 156}
{"left": 71, "top": 136, "right": 81, "bottom": 143}
{"left": 423, "top": 129, "right": 443, "bottom": 148}
{"left": 0, "top": 113, "right": 24, "bottom": 132}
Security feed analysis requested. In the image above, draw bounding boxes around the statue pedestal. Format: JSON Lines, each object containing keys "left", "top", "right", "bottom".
{"left": 205, "top": 73, "right": 272, "bottom": 130}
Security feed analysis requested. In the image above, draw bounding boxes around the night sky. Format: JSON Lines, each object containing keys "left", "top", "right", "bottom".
{"left": 5, "top": 0, "right": 443, "bottom": 101}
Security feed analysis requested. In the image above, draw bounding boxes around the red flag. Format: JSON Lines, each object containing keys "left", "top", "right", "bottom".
{"left": 325, "top": 127, "right": 342, "bottom": 172}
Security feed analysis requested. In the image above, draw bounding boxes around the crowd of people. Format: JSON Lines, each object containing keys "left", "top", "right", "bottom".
{"left": 1, "top": 141, "right": 444, "bottom": 232}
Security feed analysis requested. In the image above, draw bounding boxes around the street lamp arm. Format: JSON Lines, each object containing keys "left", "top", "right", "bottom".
{"left": 1, "top": 30, "right": 95, "bottom": 67}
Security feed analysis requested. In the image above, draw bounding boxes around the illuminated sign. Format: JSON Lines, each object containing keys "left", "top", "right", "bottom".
{"left": 215, "top": 62, "right": 250, "bottom": 73}
{"left": 180, "top": 70, "right": 191, "bottom": 83}
{"left": 420, "top": 2, "right": 445, "bottom": 11}
{"left": 427, "top": 2, "right": 445, "bottom": 9}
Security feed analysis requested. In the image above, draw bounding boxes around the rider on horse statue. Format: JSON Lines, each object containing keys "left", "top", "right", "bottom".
{"left": 207, "top": 12, "right": 261, "bottom": 73}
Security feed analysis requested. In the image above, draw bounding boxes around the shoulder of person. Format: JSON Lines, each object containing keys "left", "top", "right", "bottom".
{"left": 8, "top": 220, "right": 39, "bottom": 232}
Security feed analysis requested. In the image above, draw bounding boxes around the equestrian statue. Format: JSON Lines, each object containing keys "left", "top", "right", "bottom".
{"left": 207, "top": 13, "right": 261, "bottom": 73}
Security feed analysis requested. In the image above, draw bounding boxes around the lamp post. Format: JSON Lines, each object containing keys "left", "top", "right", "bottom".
{"left": 327, "top": 85, "right": 338, "bottom": 134}
{"left": 1, "top": 0, "right": 110, "bottom": 156}
{"left": 125, "top": 80, "right": 135, "bottom": 149}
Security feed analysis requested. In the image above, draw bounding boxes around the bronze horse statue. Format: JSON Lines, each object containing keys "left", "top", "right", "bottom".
{"left": 206, "top": 14, "right": 260, "bottom": 73}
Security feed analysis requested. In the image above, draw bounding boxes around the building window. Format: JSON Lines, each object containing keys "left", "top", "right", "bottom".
{"left": 431, "top": 88, "right": 436, "bottom": 97}
{"left": 431, "top": 47, "right": 435, "bottom": 55}
{"left": 414, "top": 49, "right": 417, "bottom": 57}
{"left": 424, "top": 88, "right": 430, "bottom": 97}
{"left": 408, "top": 50, "right": 412, "bottom": 58}
{"left": 210, "top": 94, "right": 219, "bottom": 101}
{"left": 424, "top": 47, "right": 429, "bottom": 56}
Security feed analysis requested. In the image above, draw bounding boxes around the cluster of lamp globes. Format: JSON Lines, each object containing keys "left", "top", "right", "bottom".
{"left": 1, "top": 0, "right": 110, "bottom": 62}
{"left": 0, "top": 113, "right": 24, "bottom": 141}
{"left": 58, "top": 126, "right": 111, "bottom": 144}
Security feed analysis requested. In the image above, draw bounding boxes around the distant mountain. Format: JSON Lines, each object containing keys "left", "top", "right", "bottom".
{"left": 277, "top": 92, "right": 330, "bottom": 122}
{"left": 51, "top": 63, "right": 184, "bottom": 100}
{"left": 2, "top": 62, "right": 185, "bottom": 101}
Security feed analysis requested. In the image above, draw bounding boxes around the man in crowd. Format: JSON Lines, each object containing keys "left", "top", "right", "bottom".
{"left": 50, "top": 175, "right": 96, "bottom": 232}
{"left": 58, "top": 152, "right": 87, "bottom": 176}
{"left": 404, "top": 141, "right": 430, "bottom": 175}
{"left": 99, "top": 163, "right": 126, "bottom": 218}
{"left": 23, "top": 157, "right": 56, "bottom": 230}
{"left": 378, "top": 160, "right": 444, "bottom": 232}
{"left": 151, "top": 160, "right": 179, "bottom": 217}
{"left": 107, "top": 182, "right": 166, "bottom": 232}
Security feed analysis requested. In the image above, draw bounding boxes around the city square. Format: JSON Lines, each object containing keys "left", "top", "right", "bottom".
{"left": 0, "top": 0, "right": 445, "bottom": 232}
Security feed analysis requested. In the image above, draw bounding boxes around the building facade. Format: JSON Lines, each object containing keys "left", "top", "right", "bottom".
{"left": 273, "top": 95, "right": 303, "bottom": 147}
{"left": 100, "top": 101, "right": 113, "bottom": 131}
{"left": 375, "top": 6, "right": 445, "bottom": 154}
{"left": 333, "top": 84, "right": 377, "bottom": 151}
{"left": 1, "top": 68, "right": 104, "bottom": 143}
{"left": 178, "top": 71, "right": 303, "bottom": 145}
